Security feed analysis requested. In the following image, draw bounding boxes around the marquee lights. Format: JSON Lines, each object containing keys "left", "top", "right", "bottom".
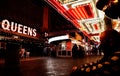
{"left": 1, "top": 19, "right": 37, "bottom": 37}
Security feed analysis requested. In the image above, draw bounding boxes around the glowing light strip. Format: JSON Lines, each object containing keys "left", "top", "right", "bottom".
{"left": 81, "top": 6, "right": 89, "bottom": 18}
{"left": 69, "top": 9, "right": 77, "bottom": 20}
{"left": 82, "top": 18, "right": 101, "bottom": 23}
{"left": 48, "top": 35, "right": 69, "bottom": 43}
{"left": 63, "top": 0, "right": 92, "bottom": 19}
{"left": 77, "top": 6, "right": 86, "bottom": 19}
{"left": 72, "top": 20, "right": 81, "bottom": 28}
{"left": 48, "top": 0, "right": 66, "bottom": 12}
{"left": 71, "top": 0, "right": 91, "bottom": 7}
{"left": 64, "top": 11, "right": 73, "bottom": 20}
{"left": 45, "top": 0, "right": 71, "bottom": 22}
{"left": 71, "top": 8, "right": 80, "bottom": 19}
{"left": 74, "top": 7, "right": 81, "bottom": 19}
{"left": 75, "top": 6, "right": 83, "bottom": 19}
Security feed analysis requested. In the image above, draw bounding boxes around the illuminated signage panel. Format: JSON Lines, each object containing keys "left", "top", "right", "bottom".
{"left": 0, "top": 19, "right": 37, "bottom": 37}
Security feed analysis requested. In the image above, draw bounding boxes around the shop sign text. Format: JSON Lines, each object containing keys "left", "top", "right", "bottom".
{"left": 1, "top": 19, "right": 37, "bottom": 37}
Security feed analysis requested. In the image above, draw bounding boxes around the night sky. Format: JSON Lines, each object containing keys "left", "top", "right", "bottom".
{"left": 0, "top": 0, "right": 76, "bottom": 36}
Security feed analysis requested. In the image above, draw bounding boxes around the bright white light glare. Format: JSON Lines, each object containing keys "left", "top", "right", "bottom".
{"left": 98, "top": 10, "right": 105, "bottom": 19}
{"left": 71, "top": 0, "right": 91, "bottom": 8}
{"left": 63, "top": 5, "right": 69, "bottom": 10}
{"left": 48, "top": 35, "right": 69, "bottom": 43}
{"left": 63, "top": 0, "right": 90, "bottom": 9}
{"left": 71, "top": 40, "right": 81, "bottom": 44}
{"left": 92, "top": 36, "right": 100, "bottom": 42}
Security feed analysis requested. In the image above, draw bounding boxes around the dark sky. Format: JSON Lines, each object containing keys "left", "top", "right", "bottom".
{"left": 0, "top": 0, "right": 77, "bottom": 37}
{"left": 0, "top": 0, "right": 42, "bottom": 27}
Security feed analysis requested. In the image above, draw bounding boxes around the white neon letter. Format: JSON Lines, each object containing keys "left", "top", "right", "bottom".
{"left": 1, "top": 19, "right": 10, "bottom": 31}
{"left": 11, "top": 22, "right": 17, "bottom": 32}
{"left": 23, "top": 25, "right": 27, "bottom": 35}
{"left": 17, "top": 24, "right": 23, "bottom": 34}
{"left": 32, "top": 29, "right": 37, "bottom": 37}
{"left": 27, "top": 27, "right": 33, "bottom": 36}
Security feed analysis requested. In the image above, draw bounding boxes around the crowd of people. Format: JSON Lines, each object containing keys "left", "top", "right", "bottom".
{"left": 72, "top": 44, "right": 85, "bottom": 58}
{"left": 72, "top": 43, "right": 99, "bottom": 58}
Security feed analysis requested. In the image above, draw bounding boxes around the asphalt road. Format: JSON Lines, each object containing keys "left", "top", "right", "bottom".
{"left": 0, "top": 56, "right": 102, "bottom": 76}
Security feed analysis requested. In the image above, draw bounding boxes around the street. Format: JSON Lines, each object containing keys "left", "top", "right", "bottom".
{"left": 0, "top": 56, "right": 102, "bottom": 76}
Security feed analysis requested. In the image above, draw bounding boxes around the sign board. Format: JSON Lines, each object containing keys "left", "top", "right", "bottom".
{"left": 0, "top": 19, "right": 38, "bottom": 38}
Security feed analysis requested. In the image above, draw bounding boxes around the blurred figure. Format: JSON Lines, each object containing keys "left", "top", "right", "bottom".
{"left": 70, "top": 29, "right": 120, "bottom": 76}
{"left": 78, "top": 45, "right": 85, "bottom": 57}
{"left": 72, "top": 44, "right": 78, "bottom": 58}
{"left": 26, "top": 51, "right": 30, "bottom": 58}
{"left": 19, "top": 48, "right": 25, "bottom": 58}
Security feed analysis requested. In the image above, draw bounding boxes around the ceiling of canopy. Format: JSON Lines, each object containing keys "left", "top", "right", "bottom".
{"left": 45, "top": 0, "right": 105, "bottom": 44}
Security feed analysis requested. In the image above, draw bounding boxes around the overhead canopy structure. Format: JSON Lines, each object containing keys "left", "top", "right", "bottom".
{"left": 45, "top": 0, "right": 105, "bottom": 44}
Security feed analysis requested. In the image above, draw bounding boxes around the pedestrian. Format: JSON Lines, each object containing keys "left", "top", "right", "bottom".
{"left": 78, "top": 45, "right": 85, "bottom": 57}
{"left": 72, "top": 44, "right": 78, "bottom": 58}
{"left": 26, "top": 51, "right": 30, "bottom": 58}
{"left": 19, "top": 48, "right": 25, "bottom": 58}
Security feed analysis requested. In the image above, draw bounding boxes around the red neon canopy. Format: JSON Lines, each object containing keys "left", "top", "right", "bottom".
{"left": 45, "top": 0, "right": 105, "bottom": 43}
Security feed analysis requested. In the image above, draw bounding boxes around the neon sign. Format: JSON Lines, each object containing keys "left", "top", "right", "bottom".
{"left": 1, "top": 19, "right": 37, "bottom": 37}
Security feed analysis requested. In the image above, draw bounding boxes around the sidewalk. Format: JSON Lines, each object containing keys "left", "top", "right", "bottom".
{"left": 0, "top": 57, "right": 49, "bottom": 64}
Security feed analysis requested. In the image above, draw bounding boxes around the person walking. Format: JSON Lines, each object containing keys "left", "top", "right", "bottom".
{"left": 72, "top": 44, "right": 78, "bottom": 58}
{"left": 19, "top": 48, "right": 25, "bottom": 58}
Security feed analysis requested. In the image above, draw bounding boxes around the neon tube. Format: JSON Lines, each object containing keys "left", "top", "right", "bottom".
{"left": 81, "top": 5, "right": 89, "bottom": 18}
{"left": 48, "top": 35, "right": 69, "bottom": 43}
{"left": 71, "top": 8, "right": 80, "bottom": 19}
